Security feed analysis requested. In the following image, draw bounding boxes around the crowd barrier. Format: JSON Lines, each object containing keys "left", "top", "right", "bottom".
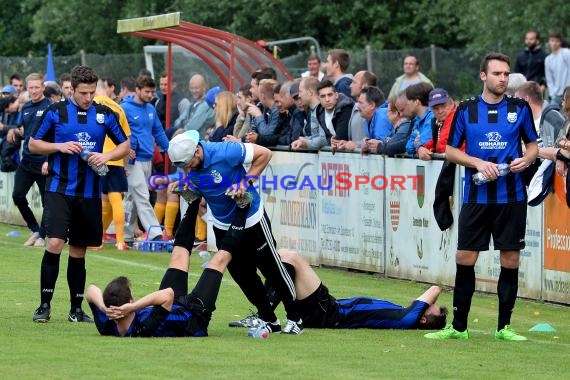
{"left": 1, "top": 149, "right": 569, "bottom": 305}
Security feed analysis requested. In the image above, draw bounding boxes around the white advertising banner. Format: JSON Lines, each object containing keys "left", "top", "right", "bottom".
{"left": 0, "top": 171, "right": 42, "bottom": 226}
{"left": 260, "top": 151, "right": 320, "bottom": 264}
{"left": 385, "top": 158, "right": 458, "bottom": 285}
{"left": 318, "top": 152, "right": 385, "bottom": 273}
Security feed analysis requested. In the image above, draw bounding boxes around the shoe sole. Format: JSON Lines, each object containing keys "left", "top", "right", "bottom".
{"left": 495, "top": 336, "right": 527, "bottom": 341}
{"left": 282, "top": 329, "right": 304, "bottom": 335}
{"left": 33, "top": 317, "right": 50, "bottom": 323}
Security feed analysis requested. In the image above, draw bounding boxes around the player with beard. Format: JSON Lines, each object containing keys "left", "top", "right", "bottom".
{"left": 29, "top": 66, "right": 129, "bottom": 323}
{"left": 425, "top": 52, "right": 538, "bottom": 341}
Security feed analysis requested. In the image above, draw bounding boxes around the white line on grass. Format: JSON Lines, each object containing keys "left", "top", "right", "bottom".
{"left": 87, "top": 253, "right": 238, "bottom": 286}
{"left": 1, "top": 238, "right": 236, "bottom": 286}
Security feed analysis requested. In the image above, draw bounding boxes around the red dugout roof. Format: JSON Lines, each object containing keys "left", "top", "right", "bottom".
{"left": 118, "top": 13, "right": 292, "bottom": 92}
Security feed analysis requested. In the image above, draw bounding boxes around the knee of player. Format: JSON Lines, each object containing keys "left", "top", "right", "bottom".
{"left": 209, "top": 250, "right": 231, "bottom": 269}
{"left": 278, "top": 248, "right": 297, "bottom": 264}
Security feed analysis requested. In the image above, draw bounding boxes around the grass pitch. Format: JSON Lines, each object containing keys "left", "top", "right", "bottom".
{"left": 1, "top": 224, "right": 568, "bottom": 380}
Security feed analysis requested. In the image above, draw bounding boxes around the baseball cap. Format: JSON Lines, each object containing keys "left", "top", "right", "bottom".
{"left": 428, "top": 88, "right": 450, "bottom": 107}
{"left": 2, "top": 85, "right": 16, "bottom": 94}
{"left": 205, "top": 86, "right": 221, "bottom": 108}
{"left": 168, "top": 130, "right": 200, "bottom": 167}
{"left": 289, "top": 81, "right": 300, "bottom": 99}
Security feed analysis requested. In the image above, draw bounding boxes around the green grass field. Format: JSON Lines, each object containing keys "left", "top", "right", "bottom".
{"left": 1, "top": 223, "right": 569, "bottom": 380}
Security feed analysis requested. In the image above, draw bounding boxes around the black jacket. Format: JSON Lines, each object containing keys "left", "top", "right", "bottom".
{"left": 257, "top": 106, "right": 305, "bottom": 147}
{"left": 514, "top": 46, "right": 547, "bottom": 85}
{"left": 316, "top": 93, "right": 354, "bottom": 140}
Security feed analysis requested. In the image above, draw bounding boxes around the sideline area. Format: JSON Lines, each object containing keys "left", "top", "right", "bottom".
{"left": 1, "top": 149, "right": 569, "bottom": 305}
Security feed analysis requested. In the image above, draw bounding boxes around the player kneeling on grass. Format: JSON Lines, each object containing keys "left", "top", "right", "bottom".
{"left": 85, "top": 196, "right": 249, "bottom": 337}
{"left": 241, "top": 249, "right": 447, "bottom": 332}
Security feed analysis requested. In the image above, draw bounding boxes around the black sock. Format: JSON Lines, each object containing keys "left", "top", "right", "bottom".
{"left": 40, "top": 251, "right": 61, "bottom": 305}
{"left": 67, "top": 256, "right": 86, "bottom": 311}
{"left": 452, "top": 264, "right": 475, "bottom": 332}
{"left": 497, "top": 266, "right": 518, "bottom": 331}
{"left": 265, "top": 262, "right": 296, "bottom": 310}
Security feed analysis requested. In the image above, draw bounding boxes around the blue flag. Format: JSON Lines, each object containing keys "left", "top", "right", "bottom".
{"left": 46, "top": 43, "right": 56, "bottom": 81}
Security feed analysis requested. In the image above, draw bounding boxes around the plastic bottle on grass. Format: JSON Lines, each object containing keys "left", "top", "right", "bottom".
{"left": 472, "top": 163, "right": 510, "bottom": 185}
{"left": 248, "top": 327, "right": 269, "bottom": 339}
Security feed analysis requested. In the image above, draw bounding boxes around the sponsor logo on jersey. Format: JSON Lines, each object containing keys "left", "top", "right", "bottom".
{"left": 479, "top": 131, "right": 507, "bottom": 149}
{"left": 75, "top": 132, "right": 97, "bottom": 150}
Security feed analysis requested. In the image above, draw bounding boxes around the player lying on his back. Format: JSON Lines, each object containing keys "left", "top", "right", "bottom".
{"left": 241, "top": 249, "right": 448, "bottom": 331}
{"left": 85, "top": 199, "right": 250, "bottom": 337}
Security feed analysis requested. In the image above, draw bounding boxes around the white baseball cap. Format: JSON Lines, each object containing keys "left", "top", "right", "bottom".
{"left": 168, "top": 130, "right": 200, "bottom": 167}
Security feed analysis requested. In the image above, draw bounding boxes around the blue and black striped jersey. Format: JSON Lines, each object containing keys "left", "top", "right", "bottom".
{"left": 32, "top": 99, "right": 127, "bottom": 198}
{"left": 448, "top": 95, "right": 537, "bottom": 204}
{"left": 89, "top": 303, "right": 200, "bottom": 337}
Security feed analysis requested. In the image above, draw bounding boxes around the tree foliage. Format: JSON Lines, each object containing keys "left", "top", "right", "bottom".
{"left": 1, "top": 0, "right": 569, "bottom": 57}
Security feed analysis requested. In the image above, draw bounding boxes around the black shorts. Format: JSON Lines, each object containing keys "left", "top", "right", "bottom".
{"left": 296, "top": 284, "right": 340, "bottom": 328}
{"left": 458, "top": 200, "right": 527, "bottom": 251}
{"left": 43, "top": 192, "right": 103, "bottom": 247}
{"left": 102, "top": 165, "right": 128, "bottom": 194}
{"left": 159, "top": 268, "right": 189, "bottom": 300}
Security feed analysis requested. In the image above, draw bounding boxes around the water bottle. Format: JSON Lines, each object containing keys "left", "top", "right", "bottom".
{"left": 472, "top": 163, "right": 510, "bottom": 185}
{"left": 128, "top": 138, "right": 138, "bottom": 165}
{"left": 247, "top": 326, "right": 269, "bottom": 339}
{"left": 80, "top": 150, "right": 109, "bottom": 176}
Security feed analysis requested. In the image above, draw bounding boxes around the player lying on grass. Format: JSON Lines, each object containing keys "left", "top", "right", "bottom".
{"left": 85, "top": 199, "right": 249, "bottom": 337}
{"left": 239, "top": 249, "right": 448, "bottom": 331}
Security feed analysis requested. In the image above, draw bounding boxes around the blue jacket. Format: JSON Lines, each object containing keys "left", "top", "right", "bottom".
{"left": 405, "top": 108, "right": 434, "bottom": 155}
{"left": 364, "top": 102, "right": 392, "bottom": 140}
{"left": 334, "top": 75, "right": 353, "bottom": 98}
{"left": 377, "top": 119, "right": 412, "bottom": 156}
{"left": 121, "top": 97, "right": 169, "bottom": 161}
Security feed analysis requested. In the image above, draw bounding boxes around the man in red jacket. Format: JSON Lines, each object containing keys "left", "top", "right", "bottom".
{"left": 417, "top": 88, "right": 459, "bottom": 160}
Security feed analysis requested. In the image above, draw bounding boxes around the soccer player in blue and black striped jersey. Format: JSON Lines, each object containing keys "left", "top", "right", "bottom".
{"left": 425, "top": 53, "right": 538, "bottom": 341}
{"left": 85, "top": 197, "right": 250, "bottom": 337}
{"left": 275, "top": 249, "right": 447, "bottom": 330}
{"left": 29, "top": 66, "right": 130, "bottom": 324}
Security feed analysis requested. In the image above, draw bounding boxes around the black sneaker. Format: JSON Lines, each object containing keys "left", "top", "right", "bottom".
{"left": 228, "top": 311, "right": 261, "bottom": 328}
{"left": 68, "top": 308, "right": 94, "bottom": 323}
{"left": 282, "top": 318, "right": 304, "bottom": 335}
{"left": 33, "top": 303, "right": 51, "bottom": 323}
